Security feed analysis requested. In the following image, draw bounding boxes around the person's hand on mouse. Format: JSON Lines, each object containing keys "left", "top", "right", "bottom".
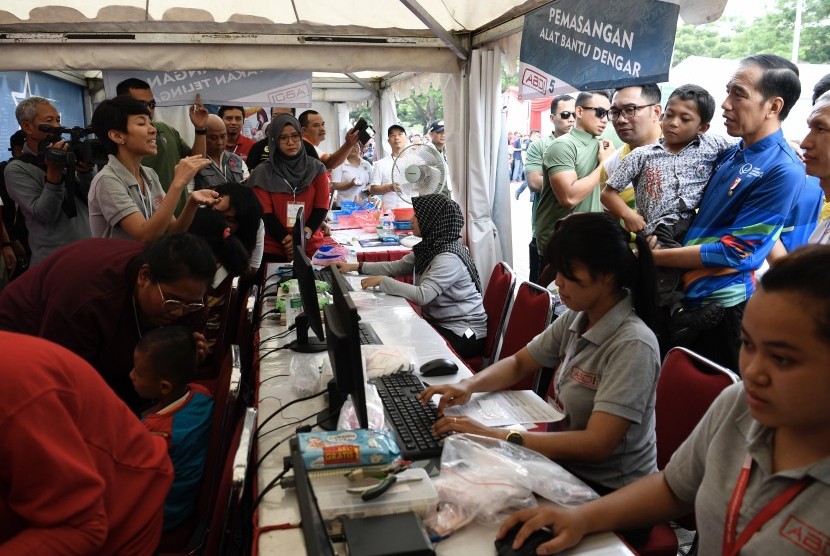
{"left": 431, "top": 414, "right": 491, "bottom": 439}
{"left": 418, "top": 381, "right": 472, "bottom": 412}
{"left": 497, "top": 505, "right": 586, "bottom": 554}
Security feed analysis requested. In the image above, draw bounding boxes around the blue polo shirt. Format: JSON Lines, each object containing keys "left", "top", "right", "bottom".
{"left": 682, "top": 129, "right": 804, "bottom": 307}
{"left": 780, "top": 175, "right": 822, "bottom": 252}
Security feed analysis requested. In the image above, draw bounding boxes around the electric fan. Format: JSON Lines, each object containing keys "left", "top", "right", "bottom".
{"left": 390, "top": 144, "right": 446, "bottom": 204}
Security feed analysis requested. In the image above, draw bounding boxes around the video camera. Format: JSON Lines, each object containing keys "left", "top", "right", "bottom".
{"left": 38, "top": 124, "right": 108, "bottom": 167}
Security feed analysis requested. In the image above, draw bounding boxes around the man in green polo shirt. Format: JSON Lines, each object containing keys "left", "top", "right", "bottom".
{"left": 535, "top": 90, "right": 614, "bottom": 271}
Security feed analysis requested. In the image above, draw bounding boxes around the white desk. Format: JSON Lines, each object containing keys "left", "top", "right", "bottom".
{"left": 254, "top": 265, "right": 633, "bottom": 556}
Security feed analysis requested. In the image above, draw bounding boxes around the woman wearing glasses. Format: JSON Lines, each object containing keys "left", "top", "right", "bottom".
{"left": 0, "top": 233, "right": 216, "bottom": 412}
{"left": 88, "top": 95, "right": 219, "bottom": 242}
{"left": 249, "top": 114, "right": 330, "bottom": 262}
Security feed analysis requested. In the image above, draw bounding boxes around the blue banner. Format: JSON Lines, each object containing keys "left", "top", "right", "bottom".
{"left": 103, "top": 70, "right": 312, "bottom": 108}
{"left": 0, "top": 71, "right": 86, "bottom": 163}
{"left": 518, "top": 0, "right": 679, "bottom": 99}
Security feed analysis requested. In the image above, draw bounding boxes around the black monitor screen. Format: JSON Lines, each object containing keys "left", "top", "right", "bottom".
{"left": 321, "top": 265, "right": 368, "bottom": 429}
{"left": 292, "top": 206, "right": 306, "bottom": 255}
{"left": 289, "top": 230, "right": 326, "bottom": 353}
{"left": 290, "top": 437, "right": 336, "bottom": 555}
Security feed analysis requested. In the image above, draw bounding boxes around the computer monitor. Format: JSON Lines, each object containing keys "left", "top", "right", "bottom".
{"left": 289, "top": 222, "right": 326, "bottom": 353}
{"left": 292, "top": 205, "right": 306, "bottom": 255}
{"left": 319, "top": 265, "right": 369, "bottom": 430}
{"left": 290, "top": 436, "right": 336, "bottom": 556}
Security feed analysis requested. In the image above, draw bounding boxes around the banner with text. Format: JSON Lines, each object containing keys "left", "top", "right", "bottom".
{"left": 518, "top": 0, "right": 679, "bottom": 99}
{"left": 103, "top": 70, "right": 312, "bottom": 108}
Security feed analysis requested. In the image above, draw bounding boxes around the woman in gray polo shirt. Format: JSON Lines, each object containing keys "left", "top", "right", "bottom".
{"left": 424, "top": 212, "right": 660, "bottom": 495}
{"left": 497, "top": 245, "right": 830, "bottom": 556}
{"left": 88, "top": 96, "right": 217, "bottom": 241}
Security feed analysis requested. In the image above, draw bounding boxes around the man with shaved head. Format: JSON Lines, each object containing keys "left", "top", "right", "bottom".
{"left": 193, "top": 114, "right": 247, "bottom": 190}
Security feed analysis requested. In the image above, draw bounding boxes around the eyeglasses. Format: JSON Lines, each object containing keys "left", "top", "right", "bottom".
{"left": 557, "top": 111, "right": 574, "bottom": 120}
{"left": 156, "top": 283, "right": 204, "bottom": 314}
{"left": 581, "top": 106, "right": 609, "bottom": 119}
{"left": 278, "top": 133, "right": 302, "bottom": 143}
{"left": 141, "top": 100, "right": 157, "bottom": 110}
{"left": 608, "top": 103, "right": 657, "bottom": 121}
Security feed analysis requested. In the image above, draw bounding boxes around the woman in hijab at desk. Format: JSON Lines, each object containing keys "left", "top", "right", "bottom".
{"left": 337, "top": 194, "right": 487, "bottom": 358}
{"left": 249, "top": 114, "right": 329, "bottom": 263}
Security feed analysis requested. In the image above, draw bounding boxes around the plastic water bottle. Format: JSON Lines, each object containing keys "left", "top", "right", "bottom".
{"left": 285, "top": 283, "right": 303, "bottom": 327}
{"left": 381, "top": 212, "right": 394, "bottom": 238}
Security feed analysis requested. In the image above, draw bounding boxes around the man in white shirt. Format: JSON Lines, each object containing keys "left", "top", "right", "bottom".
{"left": 427, "top": 119, "right": 452, "bottom": 198}
{"left": 369, "top": 124, "right": 409, "bottom": 210}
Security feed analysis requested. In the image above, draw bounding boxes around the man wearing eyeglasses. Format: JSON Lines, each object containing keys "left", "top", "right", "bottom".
{"left": 116, "top": 79, "right": 208, "bottom": 216}
{"left": 535, "top": 90, "right": 614, "bottom": 273}
{"left": 599, "top": 84, "right": 664, "bottom": 208}
{"left": 524, "top": 94, "right": 575, "bottom": 283}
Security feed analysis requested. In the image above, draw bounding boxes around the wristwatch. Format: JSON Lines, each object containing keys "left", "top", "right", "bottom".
{"left": 505, "top": 430, "right": 524, "bottom": 446}
{"left": 194, "top": 128, "right": 207, "bottom": 135}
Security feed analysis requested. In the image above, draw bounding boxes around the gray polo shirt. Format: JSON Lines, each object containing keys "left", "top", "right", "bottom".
{"left": 194, "top": 151, "right": 246, "bottom": 190}
{"left": 362, "top": 252, "right": 487, "bottom": 339}
{"left": 526, "top": 294, "right": 660, "bottom": 490}
{"left": 664, "top": 383, "right": 830, "bottom": 555}
{"left": 88, "top": 154, "right": 167, "bottom": 239}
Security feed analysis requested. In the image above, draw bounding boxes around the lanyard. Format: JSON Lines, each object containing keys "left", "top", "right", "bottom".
{"left": 722, "top": 453, "right": 812, "bottom": 556}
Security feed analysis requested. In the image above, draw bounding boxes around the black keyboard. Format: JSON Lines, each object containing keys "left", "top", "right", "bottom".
{"left": 372, "top": 373, "right": 445, "bottom": 460}
{"left": 316, "top": 267, "right": 354, "bottom": 291}
{"left": 358, "top": 321, "right": 382, "bottom": 345}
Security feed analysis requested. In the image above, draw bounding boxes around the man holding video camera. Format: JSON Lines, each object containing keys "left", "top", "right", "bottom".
{"left": 4, "top": 97, "right": 92, "bottom": 266}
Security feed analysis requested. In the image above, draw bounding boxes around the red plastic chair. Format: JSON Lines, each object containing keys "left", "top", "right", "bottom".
{"left": 632, "top": 347, "right": 739, "bottom": 556}
{"left": 464, "top": 261, "right": 516, "bottom": 372}
{"left": 494, "top": 281, "right": 555, "bottom": 391}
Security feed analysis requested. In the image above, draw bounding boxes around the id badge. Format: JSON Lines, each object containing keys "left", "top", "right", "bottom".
{"left": 287, "top": 203, "right": 304, "bottom": 227}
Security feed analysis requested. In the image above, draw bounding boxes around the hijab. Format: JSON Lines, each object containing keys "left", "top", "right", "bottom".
{"left": 254, "top": 114, "right": 325, "bottom": 194}
{"left": 411, "top": 194, "right": 481, "bottom": 292}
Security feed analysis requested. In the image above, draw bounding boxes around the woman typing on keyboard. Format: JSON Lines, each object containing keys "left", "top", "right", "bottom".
{"left": 420, "top": 212, "right": 660, "bottom": 542}
{"left": 336, "top": 194, "right": 486, "bottom": 358}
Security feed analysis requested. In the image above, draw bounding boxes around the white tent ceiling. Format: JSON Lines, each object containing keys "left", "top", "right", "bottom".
{"left": 1, "top": 0, "right": 728, "bottom": 74}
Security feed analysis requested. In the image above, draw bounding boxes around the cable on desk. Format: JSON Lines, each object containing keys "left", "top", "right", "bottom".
{"left": 256, "top": 344, "right": 293, "bottom": 366}
{"left": 258, "top": 326, "right": 295, "bottom": 348}
{"left": 256, "top": 423, "right": 312, "bottom": 470}
{"left": 256, "top": 389, "right": 326, "bottom": 437}
{"left": 253, "top": 467, "right": 289, "bottom": 509}
{"left": 259, "top": 373, "right": 290, "bottom": 386}
{"left": 257, "top": 405, "right": 338, "bottom": 448}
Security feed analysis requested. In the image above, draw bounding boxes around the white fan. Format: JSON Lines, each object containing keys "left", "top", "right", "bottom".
{"left": 390, "top": 144, "right": 446, "bottom": 204}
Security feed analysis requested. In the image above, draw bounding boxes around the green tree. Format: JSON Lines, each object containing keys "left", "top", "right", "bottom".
{"left": 395, "top": 86, "right": 443, "bottom": 133}
{"left": 671, "top": 0, "right": 829, "bottom": 64}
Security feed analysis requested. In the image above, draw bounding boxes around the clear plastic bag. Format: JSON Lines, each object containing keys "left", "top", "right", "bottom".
{"left": 425, "top": 433, "right": 598, "bottom": 537}
{"left": 360, "top": 345, "right": 417, "bottom": 380}
{"left": 337, "top": 382, "right": 386, "bottom": 431}
{"left": 289, "top": 355, "right": 323, "bottom": 397}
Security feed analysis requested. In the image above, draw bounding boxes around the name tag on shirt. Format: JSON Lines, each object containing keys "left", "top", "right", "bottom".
{"left": 287, "top": 203, "right": 304, "bottom": 227}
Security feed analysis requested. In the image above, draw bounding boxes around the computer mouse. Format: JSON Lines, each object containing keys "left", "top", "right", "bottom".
{"left": 495, "top": 525, "right": 555, "bottom": 556}
{"left": 419, "top": 358, "right": 459, "bottom": 377}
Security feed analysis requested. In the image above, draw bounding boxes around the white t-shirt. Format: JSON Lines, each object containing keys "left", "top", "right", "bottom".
{"left": 331, "top": 158, "right": 371, "bottom": 203}
{"left": 370, "top": 155, "right": 401, "bottom": 210}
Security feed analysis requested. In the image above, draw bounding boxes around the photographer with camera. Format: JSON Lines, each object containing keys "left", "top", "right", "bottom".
{"left": 3, "top": 97, "right": 92, "bottom": 266}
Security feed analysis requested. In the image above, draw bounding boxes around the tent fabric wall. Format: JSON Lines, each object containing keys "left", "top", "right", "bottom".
{"left": 458, "top": 47, "right": 507, "bottom": 290}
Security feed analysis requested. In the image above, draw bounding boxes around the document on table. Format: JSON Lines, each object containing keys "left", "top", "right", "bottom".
{"left": 442, "top": 390, "right": 564, "bottom": 426}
